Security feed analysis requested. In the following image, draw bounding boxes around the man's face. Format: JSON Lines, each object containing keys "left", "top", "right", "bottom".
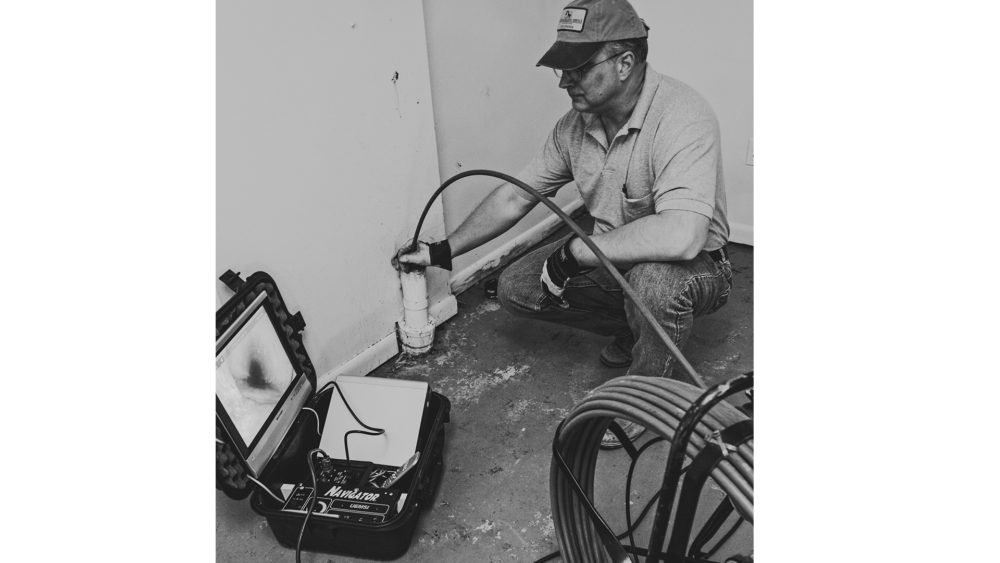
{"left": 558, "top": 50, "right": 624, "bottom": 114}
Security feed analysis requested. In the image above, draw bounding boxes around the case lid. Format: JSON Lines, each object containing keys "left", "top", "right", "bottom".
{"left": 216, "top": 272, "right": 316, "bottom": 491}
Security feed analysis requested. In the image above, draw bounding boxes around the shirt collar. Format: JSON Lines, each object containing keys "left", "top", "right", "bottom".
{"left": 581, "top": 64, "right": 661, "bottom": 138}
{"left": 624, "top": 64, "right": 661, "bottom": 132}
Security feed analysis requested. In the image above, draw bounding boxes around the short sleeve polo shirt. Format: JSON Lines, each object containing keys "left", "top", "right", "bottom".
{"left": 515, "top": 65, "right": 730, "bottom": 252}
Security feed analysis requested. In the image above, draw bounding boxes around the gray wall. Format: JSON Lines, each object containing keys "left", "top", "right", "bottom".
{"left": 217, "top": 0, "right": 450, "bottom": 377}
{"left": 423, "top": 0, "right": 754, "bottom": 254}
{"left": 217, "top": 0, "right": 753, "bottom": 377}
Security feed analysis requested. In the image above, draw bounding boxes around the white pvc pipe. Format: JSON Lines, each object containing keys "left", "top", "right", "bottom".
{"left": 398, "top": 267, "right": 435, "bottom": 355}
{"left": 400, "top": 269, "right": 429, "bottom": 328}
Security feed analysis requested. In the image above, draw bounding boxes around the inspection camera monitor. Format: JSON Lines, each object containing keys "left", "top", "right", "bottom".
{"left": 216, "top": 292, "right": 312, "bottom": 477}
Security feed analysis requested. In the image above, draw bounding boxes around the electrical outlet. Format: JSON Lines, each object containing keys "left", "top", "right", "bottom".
{"left": 745, "top": 137, "right": 753, "bottom": 166}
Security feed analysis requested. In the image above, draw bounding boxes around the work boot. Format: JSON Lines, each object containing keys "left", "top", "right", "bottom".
{"left": 599, "top": 334, "right": 634, "bottom": 368}
{"left": 600, "top": 419, "right": 646, "bottom": 450}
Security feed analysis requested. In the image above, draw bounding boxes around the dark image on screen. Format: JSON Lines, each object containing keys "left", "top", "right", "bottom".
{"left": 216, "top": 304, "right": 296, "bottom": 448}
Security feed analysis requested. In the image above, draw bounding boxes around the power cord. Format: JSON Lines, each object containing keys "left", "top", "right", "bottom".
{"left": 296, "top": 448, "right": 325, "bottom": 563}
{"left": 247, "top": 476, "right": 285, "bottom": 505}
{"left": 301, "top": 407, "right": 322, "bottom": 436}
{"left": 217, "top": 379, "right": 386, "bottom": 562}
{"left": 289, "top": 383, "right": 386, "bottom": 562}
{"left": 215, "top": 437, "right": 286, "bottom": 505}
{"left": 317, "top": 381, "right": 386, "bottom": 461}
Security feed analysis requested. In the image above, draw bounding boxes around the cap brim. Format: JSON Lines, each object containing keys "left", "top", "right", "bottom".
{"left": 536, "top": 41, "right": 604, "bottom": 70}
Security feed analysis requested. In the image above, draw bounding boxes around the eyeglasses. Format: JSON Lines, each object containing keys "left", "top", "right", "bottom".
{"left": 552, "top": 51, "right": 627, "bottom": 82}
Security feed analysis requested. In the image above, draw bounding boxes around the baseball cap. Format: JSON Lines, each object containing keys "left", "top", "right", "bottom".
{"left": 536, "top": 0, "right": 649, "bottom": 70}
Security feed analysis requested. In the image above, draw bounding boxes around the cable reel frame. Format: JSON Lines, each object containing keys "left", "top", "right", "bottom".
{"left": 550, "top": 373, "right": 753, "bottom": 563}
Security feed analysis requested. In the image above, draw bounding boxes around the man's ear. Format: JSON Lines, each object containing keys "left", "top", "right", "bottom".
{"left": 618, "top": 51, "right": 636, "bottom": 81}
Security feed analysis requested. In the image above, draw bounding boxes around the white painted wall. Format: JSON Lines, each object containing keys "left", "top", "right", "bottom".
{"left": 217, "top": 1, "right": 452, "bottom": 379}
{"left": 216, "top": 1, "right": 752, "bottom": 379}
{"left": 635, "top": 0, "right": 754, "bottom": 244}
{"left": 421, "top": 0, "right": 582, "bottom": 276}
{"left": 422, "top": 0, "right": 754, "bottom": 253}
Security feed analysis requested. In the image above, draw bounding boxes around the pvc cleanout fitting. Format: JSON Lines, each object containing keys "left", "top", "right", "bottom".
{"left": 398, "top": 267, "right": 436, "bottom": 356}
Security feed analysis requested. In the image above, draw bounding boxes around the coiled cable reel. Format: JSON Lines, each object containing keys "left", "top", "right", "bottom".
{"left": 549, "top": 375, "right": 752, "bottom": 562}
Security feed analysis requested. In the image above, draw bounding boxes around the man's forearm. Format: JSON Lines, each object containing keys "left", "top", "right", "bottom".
{"left": 568, "top": 210, "right": 711, "bottom": 268}
{"left": 447, "top": 183, "right": 538, "bottom": 257}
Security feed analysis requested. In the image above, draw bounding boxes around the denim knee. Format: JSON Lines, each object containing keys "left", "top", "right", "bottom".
{"left": 495, "top": 241, "right": 562, "bottom": 316}
{"left": 625, "top": 262, "right": 691, "bottom": 314}
{"left": 497, "top": 265, "right": 544, "bottom": 316}
{"left": 496, "top": 267, "right": 518, "bottom": 311}
{"left": 625, "top": 257, "right": 730, "bottom": 319}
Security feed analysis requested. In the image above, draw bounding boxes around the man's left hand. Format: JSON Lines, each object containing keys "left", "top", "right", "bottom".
{"left": 540, "top": 237, "right": 581, "bottom": 300}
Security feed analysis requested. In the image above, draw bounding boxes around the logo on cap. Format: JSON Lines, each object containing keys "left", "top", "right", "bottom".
{"left": 557, "top": 8, "right": 587, "bottom": 32}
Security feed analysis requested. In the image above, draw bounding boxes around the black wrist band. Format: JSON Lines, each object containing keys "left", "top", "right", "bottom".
{"left": 428, "top": 240, "right": 453, "bottom": 271}
{"left": 557, "top": 236, "right": 581, "bottom": 277}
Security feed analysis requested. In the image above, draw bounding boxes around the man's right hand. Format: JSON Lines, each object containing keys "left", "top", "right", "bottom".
{"left": 392, "top": 240, "right": 452, "bottom": 271}
{"left": 392, "top": 242, "right": 430, "bottom": 271}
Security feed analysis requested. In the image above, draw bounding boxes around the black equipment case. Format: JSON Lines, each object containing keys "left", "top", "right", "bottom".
{"left": 215, "top": 270, "right": 450, "bottom": 560}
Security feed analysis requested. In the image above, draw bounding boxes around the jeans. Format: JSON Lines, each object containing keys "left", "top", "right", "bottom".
{"left": 497, "top": 236, "right": 733, "bottom": 381}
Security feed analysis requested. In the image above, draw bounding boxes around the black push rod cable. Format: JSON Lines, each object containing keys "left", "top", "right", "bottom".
{"left": 409, "top": 169, "right": 705, "bottom": 389}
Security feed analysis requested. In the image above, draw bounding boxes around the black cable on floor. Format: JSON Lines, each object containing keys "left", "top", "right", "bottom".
{"left": 295, "top": 449, "right": 324, "bottom": 563}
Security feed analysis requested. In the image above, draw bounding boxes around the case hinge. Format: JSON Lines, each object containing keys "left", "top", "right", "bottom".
{"left": 289, "top": 311, "right": 306, "bottom": 333}
{"left": 219, "top": 270, "right": 245, "bottom": 293}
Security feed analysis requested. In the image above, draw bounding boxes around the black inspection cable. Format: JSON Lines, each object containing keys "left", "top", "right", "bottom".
{"left": 704, "top": 515, "right": 745, "bottom": 559}
{"left": 587, "top": 385, "right": 754, "bottom": 503}
{"left": 537, "top": 435, "right": 674, "bottom": 563}
{"left": 550, "top": 415, "right": 635, "bottom": 563}
{"left": 534, "top": 485, "right": 664, "bottom": 563}
{"left": 625, "top": 436, "right": 666, "bottom": 556}
{"left": 550, "top": 378, "right": 753, "bottom": 562}
{"left": 558, "top": 382, "right": 754, "bottom": 520}
{"left": 539, "top": 434, "right": 673, "bottom": 563}
{"left": 408, "top": 171, "right": 750, "bottom": 560}
{"left": 408, "top": 169, "right": 705, "bottom": 389}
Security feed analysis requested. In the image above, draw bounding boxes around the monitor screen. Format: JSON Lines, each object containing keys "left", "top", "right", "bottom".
{"left": 216, "top": 292, "right": 312, "bottom": 476}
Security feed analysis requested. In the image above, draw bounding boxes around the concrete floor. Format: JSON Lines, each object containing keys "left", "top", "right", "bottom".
{"left": 217, "top": 243, "right": 753, "bottom": 562}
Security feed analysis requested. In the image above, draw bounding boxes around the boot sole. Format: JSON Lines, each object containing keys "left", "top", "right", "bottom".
{"left": 600, "top": 426, "right": 647, "bottom": 449}
{"left": 599, "top": 354, "right": 632, "bottom": 368}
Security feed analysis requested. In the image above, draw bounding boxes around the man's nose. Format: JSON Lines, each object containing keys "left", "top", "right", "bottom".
{"left": 558, "top": 73, "right": 574, "bottom": 89}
